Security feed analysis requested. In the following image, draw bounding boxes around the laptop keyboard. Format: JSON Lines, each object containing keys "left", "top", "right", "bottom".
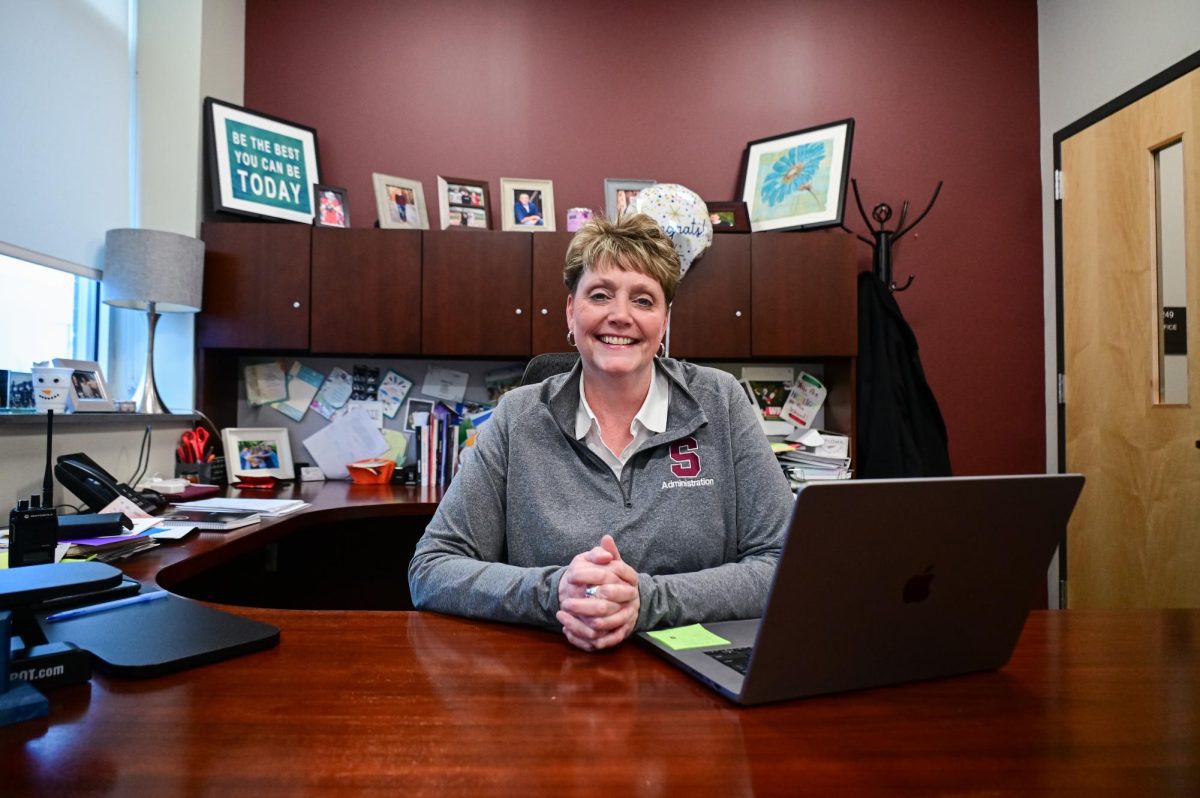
{"left": 704, "top": 646, "right": 753, "bottom": 675}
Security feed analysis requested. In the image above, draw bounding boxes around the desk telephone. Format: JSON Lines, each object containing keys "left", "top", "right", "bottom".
{"left": 54, "top": 453, "right": 167, "bottom": 514}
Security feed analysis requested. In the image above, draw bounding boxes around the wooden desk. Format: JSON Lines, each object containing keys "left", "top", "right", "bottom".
{"left": 4, "top": 485, "right": 1199, "bottom": 794}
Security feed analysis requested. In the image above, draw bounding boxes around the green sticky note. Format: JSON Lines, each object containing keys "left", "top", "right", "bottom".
{"left": 647, "top": 624, "right": 731, "bottom": 651}
{"left": 381, "top": 428, "right": 409, "bottom": 463}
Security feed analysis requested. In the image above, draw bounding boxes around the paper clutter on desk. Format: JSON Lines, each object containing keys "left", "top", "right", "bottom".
{"left": 137, "top": 477, "right": 190, "bottom": 496}
{"left": 347, "top": 458, "right": 395, "bottom": 485}
{"left": 230, "top": 475, "right": 277, "bottom": 491}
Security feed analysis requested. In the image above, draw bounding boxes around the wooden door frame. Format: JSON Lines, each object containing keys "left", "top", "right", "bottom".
{"left": 1052, "top": 48, "right": 1200, "bottom": 606}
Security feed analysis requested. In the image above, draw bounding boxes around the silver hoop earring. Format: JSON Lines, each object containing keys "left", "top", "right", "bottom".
{"left": 657, "top": 341, "right": 666, "bottom": 358}
{"left": 567, "top": 330, "right": 576, "bottom": 347}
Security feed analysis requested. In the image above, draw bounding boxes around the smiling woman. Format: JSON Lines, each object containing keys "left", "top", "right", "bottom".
{"left": 408, "top": 212, "right": 795, "bottom": 653}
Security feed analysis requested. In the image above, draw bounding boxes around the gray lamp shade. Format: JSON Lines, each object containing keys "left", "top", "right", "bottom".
{"left": 102, "top": 228, "right": 205, "bottom": 312}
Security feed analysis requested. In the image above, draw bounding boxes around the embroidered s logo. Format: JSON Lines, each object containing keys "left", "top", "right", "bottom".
{"left": 669, "top": 436, "right": 702, "bottom": 478}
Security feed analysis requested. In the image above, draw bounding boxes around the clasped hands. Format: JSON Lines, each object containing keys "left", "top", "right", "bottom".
{"left": 556, "top": 534, "right": 640, "bottom": 652}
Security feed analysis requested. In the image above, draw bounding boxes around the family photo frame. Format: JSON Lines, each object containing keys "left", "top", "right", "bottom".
{"left": 51, "top": 358, "right": 115, "bottom": 413}
{"left": 222, "top": 427, "right": 295, "bottom": 480}
{"left": 500, "top": 177, "right": 555, "bottom": 232}
{"left": 312, "top": 184, "right": 350, "bottom": 228}
{"left": 604, "top": 178, "right": 655, "bottom": 221}
{"left": 740, "top": 118, "right": 854, "bottom": 232}
{"left": 705, "top": 200, "right": 751, "bottom": 233}
{"left": 204, "top": 97, "right": 321, "bottom": 224}
{"left": 373, "top": 173, "right": 430, "bottom": 230}
{"left": 437, "top": 176, "right": 492, "bottom": 230}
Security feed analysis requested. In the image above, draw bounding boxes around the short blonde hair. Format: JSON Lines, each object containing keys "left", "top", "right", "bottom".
{"left": 564, "top": 212, "right": 681, "bottom": 303}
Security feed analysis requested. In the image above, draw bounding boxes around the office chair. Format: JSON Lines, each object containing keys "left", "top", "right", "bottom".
{"left": 520, "top": 353, "right": 579, "bottom": 386}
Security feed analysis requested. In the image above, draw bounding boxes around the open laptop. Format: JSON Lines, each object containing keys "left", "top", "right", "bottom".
{"left": 638, "top": 474, "right": 1084, "bottom": 705}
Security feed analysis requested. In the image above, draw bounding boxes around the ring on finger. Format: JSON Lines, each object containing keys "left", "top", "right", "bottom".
{"left": 584, "top": 585, "right": 599, "bottom": 599}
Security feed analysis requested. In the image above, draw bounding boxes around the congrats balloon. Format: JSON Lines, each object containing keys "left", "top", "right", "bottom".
{"left": 633, "top": 183, "right": 712, "bottom": 278}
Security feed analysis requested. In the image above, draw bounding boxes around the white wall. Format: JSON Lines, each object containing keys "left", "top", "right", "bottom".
{"left": 1, "top": 416, "right": 196, "bottom": 516}
{"left": 1039, "top": 0, "right": 1200, "bottom": 471}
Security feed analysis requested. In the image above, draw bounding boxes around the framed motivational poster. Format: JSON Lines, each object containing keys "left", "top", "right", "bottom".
{"left": 204, "top": 97, "right": 321, "bottom": 223}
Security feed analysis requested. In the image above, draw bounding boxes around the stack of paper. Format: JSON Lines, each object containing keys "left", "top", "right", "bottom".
{"left": 62, "top": 534, "right": 160, "bottom": 562}
{"left": 772, "top": 429, "right": 852, "bottom": 487}
{"left": 173, "top": 498, "right": 309, "bottom": 517}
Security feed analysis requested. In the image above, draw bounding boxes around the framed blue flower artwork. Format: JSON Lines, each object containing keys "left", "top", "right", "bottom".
{"left": 740, "top": 118, "right": 854, "bottom": 232}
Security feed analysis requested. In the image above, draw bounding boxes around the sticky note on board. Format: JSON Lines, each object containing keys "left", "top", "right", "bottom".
{"left": 380, "top": 428, "right": 409, "bottom": 464}
{"left": 646, "top": 624, "right": 731, "bottom": 651}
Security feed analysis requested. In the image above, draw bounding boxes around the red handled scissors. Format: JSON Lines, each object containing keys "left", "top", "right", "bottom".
{"left": 181, "top": 427, "right": 211, "bottom": 463}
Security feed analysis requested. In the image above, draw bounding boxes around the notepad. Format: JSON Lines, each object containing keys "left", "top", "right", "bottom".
{"left": 646, "top": 624, "right": 731, "bottom": 651}
{"left": 155, "top": 509, "right": 260, "bottom": 531}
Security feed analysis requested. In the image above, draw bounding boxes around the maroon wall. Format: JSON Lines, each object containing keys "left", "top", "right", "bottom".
{"left": 244, "top": 0, "right": 1044, "bottom": 476}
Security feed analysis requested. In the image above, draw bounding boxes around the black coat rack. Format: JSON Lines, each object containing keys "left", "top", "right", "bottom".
{"left": 841, "top": 179, "right": 942, "bottom": 292}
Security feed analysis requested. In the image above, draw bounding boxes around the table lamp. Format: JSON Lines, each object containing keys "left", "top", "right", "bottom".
{"left": 102, "top": 228, "right": 204, "bottom": 414}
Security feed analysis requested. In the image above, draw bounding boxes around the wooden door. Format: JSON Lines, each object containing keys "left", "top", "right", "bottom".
{"left": 1061, "top": 69, "right": 1200, "bottom": 608}
{"left": 531, "top": 232, "right": 574, "bottom": 355}
{"left": 198, "top": 223, "right": 310, "bottom": 350}
{"left": 669, "top": 235, "right": 751, "bottom": 358}
{"left": 311, "top": 228, "right": 421, "bottom": 354}
{"left": 421, "top": 230, "right": 531, "bottom": 356}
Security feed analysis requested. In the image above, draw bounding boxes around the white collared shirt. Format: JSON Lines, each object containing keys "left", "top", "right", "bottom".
{"left": 575, "top": 363, "right": 670, "bottom": 478}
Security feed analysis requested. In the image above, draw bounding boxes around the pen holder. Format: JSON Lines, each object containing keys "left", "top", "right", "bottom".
{"left": 176, "top": 457, "right": 227, "bottom": 486}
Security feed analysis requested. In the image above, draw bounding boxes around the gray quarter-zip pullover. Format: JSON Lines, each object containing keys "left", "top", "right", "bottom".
{"left": 408, "top": 358, "right": 794, "bottom": 631}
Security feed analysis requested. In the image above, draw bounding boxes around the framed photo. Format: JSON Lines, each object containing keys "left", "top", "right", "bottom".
{"left": 0, "top": 369, "right": 34, "bottom": 409}
{"left": 740, "top": 118, "right": 854, "bottom": 232}
{"left": 204, "top": 97, "right": 321, "bottom": 224}
{"left": 373, "top": 173, "right": 429, "bottom": 230}
{"left": 51, "top": 359, "right": 115, "bottom": 412}
{"left": 403, "top": 399, "right": 434, "bottom": 433}
{"left": 604, "top": 178, "right": 655, "bottom": 221}
{"left": 437, "top": 176, "right": 492, "bottom": 230}
{"left": 222, "top": 427, "right": 295, "bottom": 480}
{"left": 312, "top": 184, "right": 350, "bottom": 228}
{"left": 500, "top": 178, "right": 556, "bottom": 232}
{"left": 705, "top": 200, "right": 751, "bottom": 233}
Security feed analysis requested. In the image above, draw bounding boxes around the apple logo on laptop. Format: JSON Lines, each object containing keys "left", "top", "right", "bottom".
{"left": 903, "top": 565, "right": 935, "bottom": 604}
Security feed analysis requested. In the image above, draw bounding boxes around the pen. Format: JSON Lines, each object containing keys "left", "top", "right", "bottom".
{"left": 45, "top": 590, "right": 169, "bottom": 622}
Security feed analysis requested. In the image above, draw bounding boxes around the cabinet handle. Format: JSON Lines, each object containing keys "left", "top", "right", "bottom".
{"left": 515, "top": 308, "right": 523, "bottom": 315}
{"left": 735, "top": 310, "right": 743, "bottom": 318}
{"left": 292, "top": 301, "right": 301, "bottom": 309}
{"left": 540, "top": 308, "right": 548, "bottom": 315}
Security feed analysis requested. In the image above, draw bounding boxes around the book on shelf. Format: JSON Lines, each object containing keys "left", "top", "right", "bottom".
{"left": 155, "top": 509, "right": 261, "bottom": 531}
{"left": 416, "top": 401, "right": 466, "bottom": 487}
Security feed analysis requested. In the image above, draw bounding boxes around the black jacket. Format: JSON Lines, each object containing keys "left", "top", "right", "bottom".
{"left": 856, "top": 271, "right": 952, "bottom": 478}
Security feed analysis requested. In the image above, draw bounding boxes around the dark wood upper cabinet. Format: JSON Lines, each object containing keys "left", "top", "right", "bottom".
{"left": 531, "top": 232, "right": 574, "bottom": 354}
{"left": 310, "top": 228, "right": 421, "bottom": 354}
{"left": 669, "top": 235, "right": 752, "bottom": 358}
{"left": 198, "top": 223, "right": 311, "bottom": 350}
{"left": 751, "top": 231, "right": 857, "bottom": 357}
{"left": 421, "top": 230, "right": 532, "bottom": 356}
